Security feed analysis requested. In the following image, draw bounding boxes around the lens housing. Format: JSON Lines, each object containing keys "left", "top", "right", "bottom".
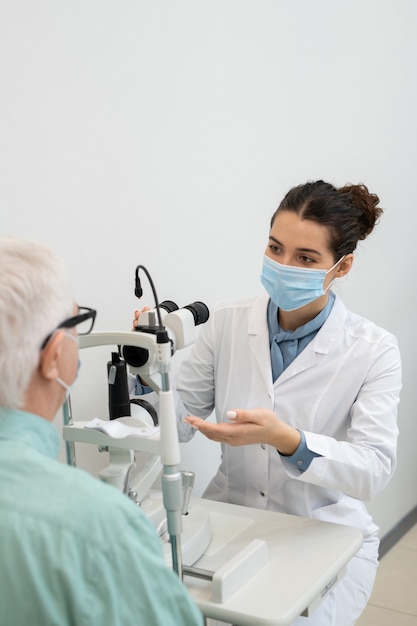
{"left": 183, "top": 301, "right": 210, "bottom": 326}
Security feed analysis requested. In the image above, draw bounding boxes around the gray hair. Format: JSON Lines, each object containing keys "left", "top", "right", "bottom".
{"left": 0, "top": 237, "right": 74, "bottom": 408}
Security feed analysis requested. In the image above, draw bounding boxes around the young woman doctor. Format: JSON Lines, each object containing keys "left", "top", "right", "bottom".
{"left": 135, "top": 180, "right": 402, "bottom": 625}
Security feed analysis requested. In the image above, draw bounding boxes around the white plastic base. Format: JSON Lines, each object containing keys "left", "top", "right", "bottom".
{"left": 211, "top": 538, "right": 269, "bottom": 603}
{"left": 140, "top": 491, "right": 212, "bottom": 567}
{"left": 141, "top": 492, "right": 269, "bottom": 602}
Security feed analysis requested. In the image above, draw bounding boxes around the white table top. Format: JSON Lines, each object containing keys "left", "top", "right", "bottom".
{"left": 183, "top": 498, "right": 363, "bottom": 626}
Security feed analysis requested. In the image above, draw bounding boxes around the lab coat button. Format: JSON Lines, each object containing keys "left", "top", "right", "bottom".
{"left": 261, "top": 444, "right": 266, "bottom": 450}
{"left": 260, "top": 491, "right": 266, "bottom": 497}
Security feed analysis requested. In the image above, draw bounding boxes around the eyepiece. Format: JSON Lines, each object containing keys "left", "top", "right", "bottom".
{"left": 159, "top": 300, "right": 179, "bottom": 314}
{"left": 183, "top": 301, "right": 210, "bottom": 326}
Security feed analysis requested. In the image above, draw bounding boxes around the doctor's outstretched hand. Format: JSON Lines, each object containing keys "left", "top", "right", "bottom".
{"left": 184, "top": 408, "right": 301, "bottom": 456}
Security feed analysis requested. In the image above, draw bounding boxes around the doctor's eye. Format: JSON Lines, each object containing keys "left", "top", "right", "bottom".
{"left": 268, "top": 244, "right": 283, "bottom": 255}
{"left": 298, "top": 255, "right": 315, "bottom": 264}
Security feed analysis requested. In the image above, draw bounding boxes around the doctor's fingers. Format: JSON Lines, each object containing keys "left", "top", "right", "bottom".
{"left": 228, "top": 408, "right": 279, "bottom": 427}
{"left": 132, "top": 306, "right": 151, "bottom": 328}
{"left": 200, "top": 421, "right": 262, "bottom": 446}
{"left": 184, "top": 416, "right": 264, "bottom": 445}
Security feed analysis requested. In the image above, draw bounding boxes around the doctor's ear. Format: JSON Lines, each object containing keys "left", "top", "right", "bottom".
{"left": 336, "top": 254, "right": 354, "bottom": 278}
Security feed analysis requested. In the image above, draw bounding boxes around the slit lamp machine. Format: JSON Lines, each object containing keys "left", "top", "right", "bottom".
{"left": 62, "top": 266, "right": 214, "bottom": 578}
{"left": 61, "top": 266, "right": 268, "bottom": 603}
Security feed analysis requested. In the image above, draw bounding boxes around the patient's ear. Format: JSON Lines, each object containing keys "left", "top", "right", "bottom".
{"left": 39, "top": 331, "right": 65, "bottom": 381}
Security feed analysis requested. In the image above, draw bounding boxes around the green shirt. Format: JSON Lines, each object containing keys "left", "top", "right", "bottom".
{"left": 0, "top": 408, "right": 203, "bottom": 626}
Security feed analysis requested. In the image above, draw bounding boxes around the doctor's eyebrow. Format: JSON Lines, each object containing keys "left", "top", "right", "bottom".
{"left": 268, "top": 235, "right": 323, "bottom": 257}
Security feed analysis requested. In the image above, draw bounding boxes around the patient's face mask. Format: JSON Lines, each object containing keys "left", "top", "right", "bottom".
{"left": 260, "top": 255, "right": 344, "bottom": 311}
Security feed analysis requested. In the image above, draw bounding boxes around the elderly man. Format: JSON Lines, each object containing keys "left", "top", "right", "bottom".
{"left": 0, "top": 237, "right": 203, "bottom": 626}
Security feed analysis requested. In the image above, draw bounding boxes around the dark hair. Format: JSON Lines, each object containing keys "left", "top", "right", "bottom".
{"left": 271, "top": 180, "right": 383, "bottom": 259}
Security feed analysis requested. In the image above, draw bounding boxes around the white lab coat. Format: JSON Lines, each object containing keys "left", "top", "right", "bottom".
{"left": 176, "top": 292, "right": 401, "bottom": 567}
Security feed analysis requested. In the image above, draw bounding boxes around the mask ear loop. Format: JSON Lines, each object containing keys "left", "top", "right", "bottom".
{"left": 326, "top": 255, "right": 346, "bottom": 274}
{"left": 56, "top": 376, "right": 71, "bottom": 395}
{"left": 324, "top": 255, "right": 346, "bottom": 293}
{"left": 56, "top": 331, "right": 80, "bottom": 395}
{"left": 63, "top": 331, "right": 79, "bottom": 344}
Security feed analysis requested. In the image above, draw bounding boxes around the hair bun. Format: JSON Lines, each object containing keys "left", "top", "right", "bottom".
{"left": 338, "top": 183, "right": 383, "bottom": 240}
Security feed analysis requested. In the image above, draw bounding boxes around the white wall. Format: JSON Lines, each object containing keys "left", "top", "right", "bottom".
{"left": 1, "top": 0, "right": 416, "bottom": 537}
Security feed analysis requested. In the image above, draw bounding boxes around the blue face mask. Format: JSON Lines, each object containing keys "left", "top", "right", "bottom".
{"left": 260, "top": 255, "right": 344, "bottom": 311}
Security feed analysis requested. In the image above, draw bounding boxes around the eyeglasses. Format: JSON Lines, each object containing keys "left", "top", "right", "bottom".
{"left": 40, "top": 306, "right": 97, "bottom": 350}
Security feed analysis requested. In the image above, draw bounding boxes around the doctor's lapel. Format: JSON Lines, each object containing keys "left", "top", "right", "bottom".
{"left": 248, "top": 296, "right": 276, "bottom": 396}
{"left": 247, "top": 294, "right": 346, "bottom": 391}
